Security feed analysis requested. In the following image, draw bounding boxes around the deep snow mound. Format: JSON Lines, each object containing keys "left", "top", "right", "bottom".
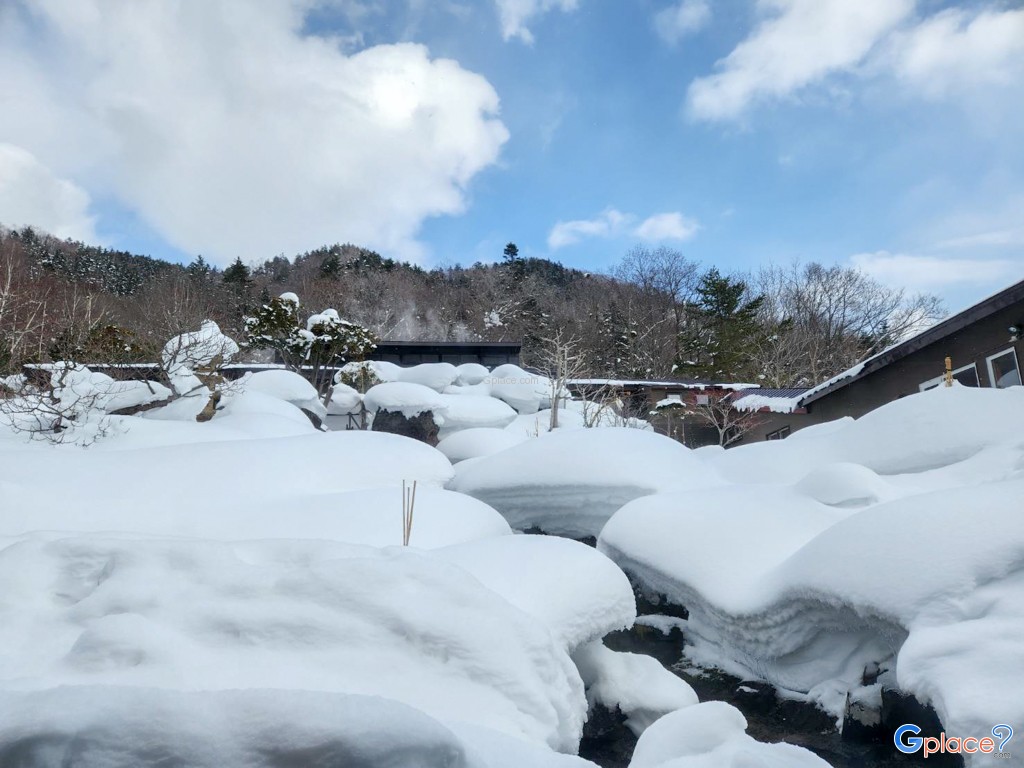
{"left": 450, "top": 428, "right": 717, "bottom": 538}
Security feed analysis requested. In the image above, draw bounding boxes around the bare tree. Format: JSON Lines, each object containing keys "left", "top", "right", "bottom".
{"left": 535, "top": 328, "right": 589, "bottom": 431}
{"left": 686, "top": 390, "right": 764, "bottom": 447}
{"left": 753, "top": 262, "right": 946, "bottom": 386}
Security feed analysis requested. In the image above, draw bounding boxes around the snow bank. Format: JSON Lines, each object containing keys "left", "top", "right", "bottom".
{"left": 599, "top": 387, "right": 1024, "bottom": 754}
{"left": 628, "top": 702, "right": 830, "bottom": 767}
{"left": 327, "top": 381, "right": 363, "bottom": 415}
{"left": 0, "top": 430, "right": 455, "bottom": 539}
{"left": 437, "top": 428, "right": 527, "bottom": 463}
{"left": 0, "top": 536, "right": 588, "bottom": 753}
{"left": 450, "top": 428, "right": 718, "bottom": 537}
{"left": 364, "top": 381, "right": 448, "bottom": 419}
{"left": 0, "top": 687, "right": 467, "bottom": 768}
{"left": 438, "top": 535, "right": 635, "bottom": 650}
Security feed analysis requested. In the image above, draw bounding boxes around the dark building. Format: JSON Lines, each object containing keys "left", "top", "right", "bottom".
{"left": 739, "top": 277, "right": 1024, "bottom": 443}
{"left": 368, "top": 341, "right": 521, "bottom": 367}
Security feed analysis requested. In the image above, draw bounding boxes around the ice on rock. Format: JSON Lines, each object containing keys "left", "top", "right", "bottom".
{"left": 437, "top": 428, "right": 527, "bottom": 463}
{"left": 450, "top": 428, "right": 718, "bottom": 538}
{"left": 628, "top": 702, "right": 830, "bottom": 767}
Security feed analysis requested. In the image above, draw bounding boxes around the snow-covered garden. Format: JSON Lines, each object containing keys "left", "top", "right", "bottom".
{"left": 0, "top": 317, "right": 1021, "bottom": 767}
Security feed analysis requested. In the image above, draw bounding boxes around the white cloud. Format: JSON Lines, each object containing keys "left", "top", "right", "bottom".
{"left": 0, "top": 143, "right": 97, "bottom": 242}
{"left": 885, "top": 7, "right": 1024, "bottom": 99}
{"left": 688, "top": 0, "right": 912, "bottom": 121}
{"left": 0, "top": 0, "right": 508, "bottom": 265}
{"left": 548, "top": 208, "right": 630, "bottom": 249}
{"left": 687, "top": 1, "right": 1024, "bottom": 122}
{"left": 634, "top": 212, "right": 700, "bottom": 241}
{"left": 494, "top": 0, "right": 579, "bottom": 43}
{"left": 850, "top": 251, "right": 1019, "bottom": 292}
{"left": 548, "top": 208, "right": 699, "bottom": 249}
{"left": 654, "top": 0, "right": 711, "bottom": 45}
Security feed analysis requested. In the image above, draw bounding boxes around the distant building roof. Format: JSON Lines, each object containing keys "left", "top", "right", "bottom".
{"left": 568, "top": 378, "right": 759, "bottom": 391}
{"left": 800, "top": 277, "right": 1024, "bottom": 407}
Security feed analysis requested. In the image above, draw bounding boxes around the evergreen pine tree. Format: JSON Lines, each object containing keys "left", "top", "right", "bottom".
{"left": 675, "top": 268, "right": 765, "bottom": 381}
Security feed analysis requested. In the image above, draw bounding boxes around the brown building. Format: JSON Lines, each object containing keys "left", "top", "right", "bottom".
{"left": 738, "top": 277, "right": 1024, "bottom": 443}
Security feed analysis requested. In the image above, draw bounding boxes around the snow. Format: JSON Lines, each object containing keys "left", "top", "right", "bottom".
{"left": 160, "top": 320, "right": 239, "bottom": 395}
{"left": 397, "top": 362, "right": 459, "bottom": 392}
{"left": 436, "top": 427, "right": 527, "bottom": 463}
{"left": 573, "top": 641, "right": 698, "bottom": 734}
{"left": 364, "top": 381, "right": 448, "bottom": 419}
{"left": 449, "top": 427, "right": 718, "bottom": 537}
{"left": 0, "top": 687, "right": 469, "bottom": 768}
{"left": 438, "top": 535, "right": 636, "bottom": 650}
{"left": 487, "top": 364, "right": 551, "bottom": 414}
{"left": 438, "top": 393, "right": 518, "bottom": 435}
{"left": 327, "top": 380, "right": 363, "bottom": 414}
{"left": 569, "top": 379, "right": 759, "bottom": 391}
{"left": 628, "top": 701, "right": 830, "bottom": 767}
{"left": 599, "top": 385, "right": 1024, "bottom": 758}
{"left": 457, "top": 362, "right": 491, "bottom": 386}
{"left": 242, "top": 369, "right": 325, "bottom": 420}
{"left": 730, "top": 392, "right": 803, "bottom": 413}
{"left": 0, "top": 536, "right": 588, "bottom": 753}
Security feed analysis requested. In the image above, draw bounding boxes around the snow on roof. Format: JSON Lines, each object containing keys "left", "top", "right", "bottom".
{"left": 732, "top": 388, "right": 810, "bottom": 414}
{"left": 569, "top": 378, "right": 760, "bottom": 391}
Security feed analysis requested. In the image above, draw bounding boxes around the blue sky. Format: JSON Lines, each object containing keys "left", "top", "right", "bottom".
{"left": 1, "top": 0, "right": 1022, "bottom": 311}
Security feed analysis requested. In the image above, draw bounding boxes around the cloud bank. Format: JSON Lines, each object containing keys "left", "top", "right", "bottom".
{"left": 0, "top": 0, "right": 509, "bottom": 264}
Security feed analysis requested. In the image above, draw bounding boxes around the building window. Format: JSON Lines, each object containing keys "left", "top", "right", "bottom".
{"left": 987, "top": 348, "right": 1022, "bottom": 388}
{"left": 766, "top": 426, "right": 791, "bottom": 440}
{"left": 918, "top": 363, "right": 980, "bottom": 392}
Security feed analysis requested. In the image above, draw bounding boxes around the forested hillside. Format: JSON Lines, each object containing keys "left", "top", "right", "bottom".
{"left": 0, "top": 225, "right": 943, "bottom": 385}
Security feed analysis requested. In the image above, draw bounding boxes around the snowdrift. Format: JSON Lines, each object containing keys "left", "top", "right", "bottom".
{"left": 600, "top": 386, "right": 1024, "bottom": 754}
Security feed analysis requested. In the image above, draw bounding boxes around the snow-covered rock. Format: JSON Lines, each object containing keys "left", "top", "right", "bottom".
{"left": 364, "top": 382, "right": 448, "bottom": 419}
{"left": 456, "top": 363, "right": 491, "bottom": 386}
{"left": 599, "top": 387, "right": 1024, "bottom": 751}
{"left": 438, "top": 394, "right": 518, "bottom": 435}
{"left": 487, "top": 364, "right": 551, "bottom": 414}
{"left": 243, "top": 369, "right": 326, "bottom": 420}
{"left": 399, "top": 362, "right": 459, "bottom": 392}
{"left": 438, "top": 535, "right": 635, "bottom": 650}
{"left": 437, "top": 428, "right": 527, "bottom": 463}
{"left": 572, "top": 641, "right": 698, "bottom": 735}
{"left": 0, "top": 536, "right": 588, "bottom": 753}
{"left": 628, "top": 702, "right": 830, "bottom": 767}
{"left": 450, "top": 428, "right": 718, "bottom": 537}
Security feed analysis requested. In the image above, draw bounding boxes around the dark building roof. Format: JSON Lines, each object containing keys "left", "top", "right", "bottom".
{"left": 736, "top": 387, "right": 810, "bottom": 399}
{"left": 800, "top": 277, "right": 1024, "bottom": 407}
{"left": 369, "top": 341, "right": 521, "bottom": 367}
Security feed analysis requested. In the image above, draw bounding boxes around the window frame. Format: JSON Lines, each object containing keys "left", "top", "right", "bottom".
{"left": 918, "top": 362, "right": 980, "bottom": 392}
{"left": 766, "top": 425, "right": 791, "bottom": 441}
{"left": 986, "top": 347, "right": 1022, "bottom": 389}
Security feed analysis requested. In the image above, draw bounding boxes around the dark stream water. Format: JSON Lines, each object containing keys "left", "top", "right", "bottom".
{"left": 578, "top": 619, "right": 963, "bottom": 768}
